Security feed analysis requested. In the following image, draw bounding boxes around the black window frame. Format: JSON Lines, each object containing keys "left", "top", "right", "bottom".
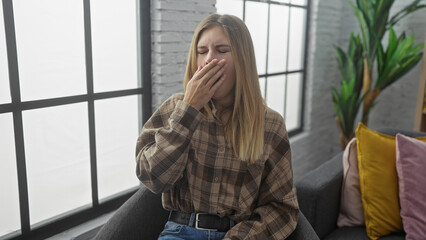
{"left": 0, "top": 0, "right": 151, "bottom": 239}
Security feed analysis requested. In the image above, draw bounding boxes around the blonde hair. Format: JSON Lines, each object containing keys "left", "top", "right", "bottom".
{"left": 184, "top": 14, "right": 265, "bottom": 163}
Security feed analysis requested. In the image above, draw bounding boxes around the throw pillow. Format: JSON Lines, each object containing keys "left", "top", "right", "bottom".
{"left": 337, "top": 138, "right": 364, "bottom": 227}
{"left": 396, "top": 134, "right": 426, "bottom": 240}
{"left": 356, "top": 123, "right": 402, "bottom": 240}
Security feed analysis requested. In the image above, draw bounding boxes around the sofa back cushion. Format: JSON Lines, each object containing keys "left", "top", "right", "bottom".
{"left": 396, "top": 134, "right": 426, "bottom": 240}
{"left": 337, "top": 138, "right": 364, "bottom": 227}
{"left": 356, "top": 123, "right": 403, "bottom": 240}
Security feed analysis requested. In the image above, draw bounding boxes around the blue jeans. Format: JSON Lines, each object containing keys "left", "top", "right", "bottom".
{"left": 158, "top": 221, "right": 227, "bottom": 240}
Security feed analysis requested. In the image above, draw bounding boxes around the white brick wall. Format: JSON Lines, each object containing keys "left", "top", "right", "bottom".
{"left": 368, "top": 1, "right": 426, "bottom": 130}
{"left": 151, "top": 0, "right": 215, "bottom": 109}
{"left": 290, "top": 0, "right": 344, "bottom": 179}
{"left": 150, "top": 0, "right": 426, "bottom": 180}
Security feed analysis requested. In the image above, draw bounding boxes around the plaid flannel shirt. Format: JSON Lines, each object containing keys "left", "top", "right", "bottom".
{"left": 136, "top": 93, "right": 299, "bottom": 239}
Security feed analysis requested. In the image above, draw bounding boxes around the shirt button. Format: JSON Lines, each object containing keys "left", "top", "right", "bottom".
{"left": 214, "top": 177, "right": 219, "bottom": 182}
{"left": 218, "top": 146, "right": 225, "bottom": 153}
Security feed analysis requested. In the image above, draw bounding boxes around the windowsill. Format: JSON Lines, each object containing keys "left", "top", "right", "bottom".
{"left": 289, "top": 130, "right": 309, "bottom": 143}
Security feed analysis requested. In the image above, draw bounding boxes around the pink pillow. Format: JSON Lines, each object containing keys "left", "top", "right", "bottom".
{"left": 396, "top": 134, "right": 426, "bottom": 240}
{"left": 337, "top": 138, "right": 364, "bottom": 227}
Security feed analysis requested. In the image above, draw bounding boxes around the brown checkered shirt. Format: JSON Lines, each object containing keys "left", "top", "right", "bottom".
{"left": 136, "top": 93, "right": 299, "bottom": 239}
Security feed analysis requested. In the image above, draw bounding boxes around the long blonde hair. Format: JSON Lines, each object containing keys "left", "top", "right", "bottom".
{"left": 184, "top": 14, "right": 265, "bottom": 163}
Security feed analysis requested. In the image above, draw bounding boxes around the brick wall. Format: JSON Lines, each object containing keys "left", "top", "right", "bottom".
{"left": 151, "top": 0, "right": 215, "bottom": 109}
{"left": 368, "top": 1, "right": 426, "bottom": 130}
{"left": 290, "top": 0, "right": 344, "bottom": 179}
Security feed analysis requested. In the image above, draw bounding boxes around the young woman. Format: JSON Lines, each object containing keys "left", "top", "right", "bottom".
{"left": 136, "top": 13, "right": 299, "bottom": 240}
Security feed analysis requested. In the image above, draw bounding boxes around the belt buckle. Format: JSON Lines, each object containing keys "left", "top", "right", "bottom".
{"left": 195, "top": 213, "right": 217, "bottom": 231}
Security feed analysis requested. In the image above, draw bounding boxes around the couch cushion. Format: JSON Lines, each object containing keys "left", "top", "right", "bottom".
{"left": 337, "top": 138, "right": 364, "bottom": 227}
{"left": 396, "top": 134, "right": 426, "bottom": 240}
{"left": 356, "top": 123, "right": 403, "bottom": 240}
{"left": 324, "top": 227, "right": 405, "bottom": 240}
{"left": 377, "top": 128, "right": 426, "bottom": 138}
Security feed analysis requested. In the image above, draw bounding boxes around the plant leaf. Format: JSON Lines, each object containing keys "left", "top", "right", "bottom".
{"left": 385, "top": 25, "right": 398, "bottom": 64}
{"left": 389, "top": 0, "right": 426, "bottom": 26}
{"left": 377, "top": 41, "right": 385, "bottom": 76}
{"left": 350, "top": 1, "right": 370, "bottom": 59}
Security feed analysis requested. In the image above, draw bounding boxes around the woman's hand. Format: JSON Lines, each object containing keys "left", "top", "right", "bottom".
{"left": 183, "top": 59, "right": 227, "bottom": 110}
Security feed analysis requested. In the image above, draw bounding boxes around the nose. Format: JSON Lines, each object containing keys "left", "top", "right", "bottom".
{"left": 205, "top": 51, "right": 216, "bottom": 64}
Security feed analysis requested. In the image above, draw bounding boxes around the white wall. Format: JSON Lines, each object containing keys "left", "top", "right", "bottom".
{"left": 151, "top": 0, "right": 216, "bottom": 108}
{"left": 290, "top": 0, "right": 344, "bottom": 180}
{"left": 368, "top": 2, "right": 426, "bottom": 130}
{"left": 150, "top": 0, "right": 426, "bottom": 180}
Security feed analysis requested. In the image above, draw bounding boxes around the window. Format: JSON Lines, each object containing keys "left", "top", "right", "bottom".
{"left": 216, "top": 0, "right": 309, "bottom": 135}
{"left": 0, "top": 0, "right": 151, "bottom": 239}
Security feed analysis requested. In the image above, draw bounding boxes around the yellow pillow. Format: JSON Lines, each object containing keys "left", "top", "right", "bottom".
{"left": 356, "top": 123, "right": 401, "bottom": 240}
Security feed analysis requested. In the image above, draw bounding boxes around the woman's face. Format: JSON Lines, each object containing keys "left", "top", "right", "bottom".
{"left": 196, "top": 26, "right": 236, "bottom": 103}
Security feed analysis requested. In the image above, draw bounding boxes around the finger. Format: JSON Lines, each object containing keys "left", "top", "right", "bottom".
{"left": 200, "top": 60, "right": 226, "bottom": 85}
{"left": 191, "top": 65, "right": 203, "bottom": 79}
{"left": 196, "top": 59, "right": 220, "bottom": 79}
{"left": 206, "top": 64, "right": 226, "bottom": 88}
{"left": 210, "top": 74, "right": 226, "bottom": 93}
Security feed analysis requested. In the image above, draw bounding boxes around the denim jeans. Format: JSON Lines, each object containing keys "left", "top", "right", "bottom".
{"left": 157, "top": 221, "right": 227, "bottom": 240}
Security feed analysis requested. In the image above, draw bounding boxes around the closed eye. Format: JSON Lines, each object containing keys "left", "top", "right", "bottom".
{"left": 217, "top": 45, "right": 231, "bottom": 54}
{"left": 197, "top": 46, "right": 207, "bottom": 55}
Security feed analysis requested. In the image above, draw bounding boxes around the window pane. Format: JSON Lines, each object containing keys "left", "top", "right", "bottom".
{"left": 14, "top": 0, "right": 86, "bottom": 101}
{"left": 275, "top": 0, "right": 290, "bottom": 3}
{"left": 95, "top": 96, "right": 140, "bottom": 200}
{"left": 268, "top": 4, "right": 289, "bottom": 74}
{"left": 266, "top": 75, "right": 286, "bottom": 117}
{"left": 245, "top": 1, "right": 268, "bottom": 75}
{"left": 0, "top": 2, "right": 10, "bottom": 104}
{"left": 0, "top": 114, "right": 20, "bottom": 236}
{"left": 286, "top": 73, "right": 302, "bottom": 130}
{"left": 91, "top": 0, "right": 138, "bottom": 93}
{"left": 287, "top": 7, "right": 306, "bottom": 71}
{"left": 23, "top": 103, "right": 91, "bottom": 225}
{"left": 291, "top": 0, "right": 307, "bottom": 6}
{"left": 216, "top": 0, "right": 243, "bottom": 20}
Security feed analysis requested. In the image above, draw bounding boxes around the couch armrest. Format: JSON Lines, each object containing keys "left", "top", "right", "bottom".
{"left": 295, "top": 152, "right": 343, "bottom": 239}
{"left": 287, "top": 211, "right": 320, "bottom": 240}
{"left": 95, "top": 185, "right": 169, "bottom": 240}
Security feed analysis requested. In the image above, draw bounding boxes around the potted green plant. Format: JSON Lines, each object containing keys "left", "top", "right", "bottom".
{"left": 332, "top": 0, "right": 425, "bottom": 149}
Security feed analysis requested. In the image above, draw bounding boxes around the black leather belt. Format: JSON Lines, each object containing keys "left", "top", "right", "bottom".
{"left": 168, "top": 211, "right": 234, "bottom": 232}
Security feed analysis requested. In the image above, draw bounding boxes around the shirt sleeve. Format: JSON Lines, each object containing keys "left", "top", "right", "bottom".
{"left": 135, "top": 94, "right": 204, "bottom": 194}
{"left": 224, "top": 119, "right": 299, "bottom": 239}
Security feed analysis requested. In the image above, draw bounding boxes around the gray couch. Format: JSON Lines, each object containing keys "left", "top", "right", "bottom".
{"left": 295, "top": 128, "right": 426, "bottom": 240}
{"left": 95, "top": 185, "right": 319, "bottom": 240}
